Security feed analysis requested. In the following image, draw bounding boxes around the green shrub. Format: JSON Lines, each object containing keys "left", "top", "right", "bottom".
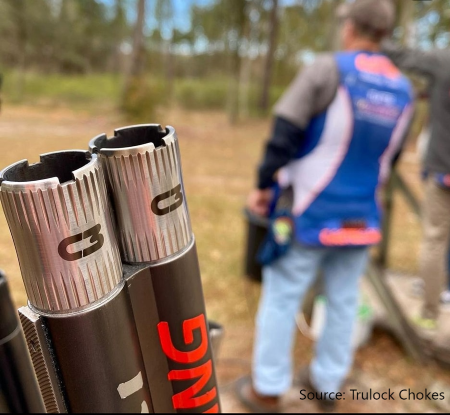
{"left": 2, "top": 71, "right": 121, "bottom": 106}
{"left": 120, "top": 76, "right": 167, "bottom": 122}
{"left": 174, "top": 78, "right": 228, "bottom": 110}
{"left": 0, "top": 70, "right": 286, "bottom": 118}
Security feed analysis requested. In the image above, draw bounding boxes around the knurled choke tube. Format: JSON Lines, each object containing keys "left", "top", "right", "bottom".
{"left": 0, "top": 151, "right": 153, "bottom": 413}
{"left": 0, "top": 151, "right": 122, "bottom": 312}
{"left": 90, "top": 124, "right": 192, "bottom": 263}
{"left": 90, "top": 125, "right": 221, "bottom": 413}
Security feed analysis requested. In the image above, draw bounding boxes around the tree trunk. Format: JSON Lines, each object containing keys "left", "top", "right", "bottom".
{"left": 259, "top": 0, "right": 279, "bottom": 112}
{"left": 227, "top": 48, "right": 241, "bottom": 125}
{"left": 122, "top": 0, "right": 146, "bottom": 101}
{"left": 166, "top": 41, "right": 175, "bottom": 98}
{"left": 156, "top": 0, "right": 175, "bottom": 99}
{"left": 165, "top": 0, "right": 175, "bottom": 100}
{"left": 327, "top": 0, "right": 345, "bottom": 51}
{"left": 239, "top": 54, "right": 252, "bottom": 119}
{"left": 398, "top": 0, "right": 416, "bottom": 46}
{"left": 110, "top": 0, "right": 127, "bottom": 74}
{"left": 227, "top": 0, "right": 247, "bottom": 124}
{"left": 9, "top": 0, "right": 27, "bottom": 98}
{"left": 239, "top": 7, "right": 253, "bottom": 119}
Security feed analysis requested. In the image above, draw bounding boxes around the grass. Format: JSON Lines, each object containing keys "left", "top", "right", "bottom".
{"left": 174, "top": 76, "right": 285, "bottom": 114}
{"left": 1, "top": 70, "right": 285, "bottom": 117}
{"left": 2, "top": 71, "right": 121, "bottom": 108}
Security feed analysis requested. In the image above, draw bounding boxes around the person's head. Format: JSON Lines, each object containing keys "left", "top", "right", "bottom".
{"left": 338, "top": 0, "right": 395, "bottom": 51}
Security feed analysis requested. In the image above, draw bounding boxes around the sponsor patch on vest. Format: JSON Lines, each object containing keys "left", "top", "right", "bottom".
{"left": 319, "top": 228, "right": 381, "bottom": 246}
{"left": 355, "top": 54, "right": 401, "bottom": 79}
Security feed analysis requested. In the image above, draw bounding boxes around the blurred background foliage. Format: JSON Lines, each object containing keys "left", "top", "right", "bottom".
{"left": 0, "top": 0, "right": 449, "bottom": 122}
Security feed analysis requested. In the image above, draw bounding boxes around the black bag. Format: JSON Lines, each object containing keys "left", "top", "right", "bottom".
{"left": 243, "top": 186, "right": 293, "bottom": 283}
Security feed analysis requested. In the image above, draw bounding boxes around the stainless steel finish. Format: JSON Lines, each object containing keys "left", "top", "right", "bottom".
{"left": 0, "top": 151, "right": 122, "bottom": 313}
{"left": 19, "top": 307, "right": 67, "bottom": 413}
{"left": 89, "top": 124, "right": 193, "bottom": 263}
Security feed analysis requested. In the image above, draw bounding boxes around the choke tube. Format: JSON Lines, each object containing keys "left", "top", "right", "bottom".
{"left": 90, "top": 125, "right": 221, "bottom": 413}
{"left": 0, "top": 150, "right": 153, "bottom": 413}
{"left": 0, "top": 271, "right": 45, "bottom": 413}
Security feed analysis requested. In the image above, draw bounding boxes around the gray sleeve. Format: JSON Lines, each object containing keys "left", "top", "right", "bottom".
{"left": 381, "top": 40, "right": 450, "bottom": 79}
{"left": 273, "top": 54, "right": 339, "bottom": 129}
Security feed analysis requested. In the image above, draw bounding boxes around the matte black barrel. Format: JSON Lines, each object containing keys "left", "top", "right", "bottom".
{"left": 44, "top": 285, "right": 152, "bottom": 413}
{"left": 0, "top": 272, "right": 44, "bottom": 413}
{"left": 124, "top": 243, "right": 220, "bottom": 413}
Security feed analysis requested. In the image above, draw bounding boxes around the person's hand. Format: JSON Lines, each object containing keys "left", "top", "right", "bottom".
{"left": 246, "top": 188, "right": 273, "bottom": 217}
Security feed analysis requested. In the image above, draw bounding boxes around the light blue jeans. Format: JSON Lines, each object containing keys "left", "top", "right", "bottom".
{"left": 252, "top": 243, "right": 369, "bottom": 395}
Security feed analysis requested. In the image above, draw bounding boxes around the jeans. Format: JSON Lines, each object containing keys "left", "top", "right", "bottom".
{"left": 419, "top": 179, "right": 450, "bottom": 319}
{"left": 252, "top": 242, "right": 369, "bottom": 395}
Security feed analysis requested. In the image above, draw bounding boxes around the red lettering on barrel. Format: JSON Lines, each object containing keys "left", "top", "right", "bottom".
{"left": 169, "top": 361, "right": 216, "bottom": 409}
{"left": 158, "top": 314, "right": 208, "bottom": 363}
{"left": 157, "top": 314, "right": 218, "bottom": 413}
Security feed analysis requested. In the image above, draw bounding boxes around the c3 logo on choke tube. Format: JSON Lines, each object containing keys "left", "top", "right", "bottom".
{"left": 151, "top": 184, "right": 184, "bottom": 216}
{"left": 58, "top": 224, "right": 105, "bottom": 261}
{"left": 157, "top": 314, "right": 219, "bottom": 413}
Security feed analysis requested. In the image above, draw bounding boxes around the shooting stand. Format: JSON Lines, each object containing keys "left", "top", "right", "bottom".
{"left": 367, "top": 169, "right": 450, "bottom": 367}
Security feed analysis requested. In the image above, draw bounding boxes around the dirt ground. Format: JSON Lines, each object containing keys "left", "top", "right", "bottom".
{"left": 1, "top": 104, "right": 450, "bottom": 413}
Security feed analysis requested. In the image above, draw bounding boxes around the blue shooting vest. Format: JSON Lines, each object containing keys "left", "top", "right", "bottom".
{"left": 278, "top": 51, "right": 414, "bottom": 247}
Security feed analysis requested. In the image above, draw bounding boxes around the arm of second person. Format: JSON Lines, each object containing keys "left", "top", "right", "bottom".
{"left": 382, "top": 40, "right": 443, "bottom": 78}
{"left": 249, "top": 55, "right": 339, "bottom": 215}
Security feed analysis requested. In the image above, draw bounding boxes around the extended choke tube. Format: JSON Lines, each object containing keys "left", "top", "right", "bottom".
{"left": 90, "top": 124, "right": 192, "bottom": 263}
{"left": 90, "top": 125, "right": 221, "bottom": 413}
{"left": 0, "top": 151, "right": 153, "bottom": 413}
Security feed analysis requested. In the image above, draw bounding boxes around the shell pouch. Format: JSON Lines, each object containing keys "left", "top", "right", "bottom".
{"left": 256, "top": 185, "right": 295, "bottom": 267}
